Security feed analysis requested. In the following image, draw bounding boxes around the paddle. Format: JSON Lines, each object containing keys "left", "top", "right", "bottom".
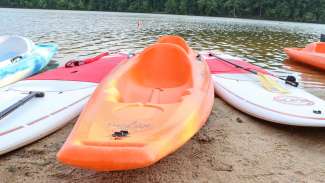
{"left": 208, "top": 53, "right": 299, "bottom": 88}
{"left": 257, "top": 72, "right": 289, "bottom": 93}
{"left": 0, "top": 91, "right": 45, "bottom": 120}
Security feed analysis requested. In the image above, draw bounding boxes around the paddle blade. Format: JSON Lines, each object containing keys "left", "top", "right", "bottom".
{"left": 257, "top": 73, "right": 289, "bottom": 94}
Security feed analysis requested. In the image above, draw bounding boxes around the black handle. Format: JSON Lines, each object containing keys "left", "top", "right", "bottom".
{"left": 0, "top": 91, "right": 45, "bottom": 120}
{"left": 11, "top": 56, "right": 23, "bottom": 63}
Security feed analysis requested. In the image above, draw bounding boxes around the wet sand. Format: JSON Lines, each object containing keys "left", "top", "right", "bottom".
{"left": 0, "top": 89, "right": 325, "bottom": 183}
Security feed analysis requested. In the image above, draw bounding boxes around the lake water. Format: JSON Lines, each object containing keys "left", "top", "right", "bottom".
{"left": 0, "top": 8, "right": 324, "bottom": 88}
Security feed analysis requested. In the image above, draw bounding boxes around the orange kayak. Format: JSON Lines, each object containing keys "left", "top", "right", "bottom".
{"left": 284, "top": 42, "right": 325, "bottom": 70}
{"left": 57, "top": 36, "right": 214, "bottom": 171}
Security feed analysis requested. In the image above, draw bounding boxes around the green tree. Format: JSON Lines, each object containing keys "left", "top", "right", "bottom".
{"left": 165, "top": 0, "right": 178, "bottom": 13}
{"left": 0, "top": 0, "right": 324, "bottom": 23}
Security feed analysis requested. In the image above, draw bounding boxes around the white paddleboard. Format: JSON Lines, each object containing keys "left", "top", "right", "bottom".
{"left": 0, "top": 53, "right": 128, "bottom": 155}
{"left": 202, "top": 52, "right": 325, "bottom": 127}
{"left": 0, "top": 80, "right": 96, "bottom": 155}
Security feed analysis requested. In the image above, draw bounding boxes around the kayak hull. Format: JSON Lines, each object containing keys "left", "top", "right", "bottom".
{"left": 58, "top": 78, "right": 214, "bottom": 171}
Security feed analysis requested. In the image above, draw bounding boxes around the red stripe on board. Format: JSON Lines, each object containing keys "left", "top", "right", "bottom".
{"left": 50, "top": 107, "right": 68, "bottom": 116}
{"left": 0, "top": 126, "right": 24, "bottom": 137}
{"left": 67, "top": 96, "right": 89, "bottom": 107}
{"left": 27, "top": 115, "right": 49, "bottom": 126}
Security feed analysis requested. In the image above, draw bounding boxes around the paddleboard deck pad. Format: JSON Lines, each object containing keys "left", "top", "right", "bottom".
{"left": 201, "top": 52, "right": 325, "bottom": 127}
{"left": 0, "top": 53, "right": 128, "bottom": 155}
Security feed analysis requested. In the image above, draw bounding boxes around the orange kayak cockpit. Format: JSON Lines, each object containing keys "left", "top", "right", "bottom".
{"left": 113, "top": 43, "right": 193, "bottom": 104}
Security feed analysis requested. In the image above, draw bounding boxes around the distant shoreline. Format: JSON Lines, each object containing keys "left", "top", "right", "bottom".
{"left": 0, "top": 7, "right": 324, "bottom": 25}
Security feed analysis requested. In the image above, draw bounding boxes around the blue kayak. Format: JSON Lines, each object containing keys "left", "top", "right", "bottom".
{"left": 0, "top": 36, "right": 35, "bottom": 68}
{"left": 0, "top": 43, "right": 58, "bottom": 87}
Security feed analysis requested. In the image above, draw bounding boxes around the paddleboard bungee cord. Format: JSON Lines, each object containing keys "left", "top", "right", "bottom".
{"left": 206, "top": 52, "right": 299, "bottom": 87}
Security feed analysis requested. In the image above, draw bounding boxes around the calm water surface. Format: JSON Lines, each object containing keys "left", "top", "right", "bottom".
{"left": 0, "top": 8, "right": 324, "bottom": 88}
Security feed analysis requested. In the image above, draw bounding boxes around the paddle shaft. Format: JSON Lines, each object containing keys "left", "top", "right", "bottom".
{"left": 0, "top": 91, "right": 45, "bottom": 120}
{"left": 209, "top": 53, "right": 299, "bottom": 87}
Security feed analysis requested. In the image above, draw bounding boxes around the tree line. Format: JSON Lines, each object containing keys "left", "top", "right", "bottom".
{"left": 1, "top": 0, "right": 325, "bottom": 23}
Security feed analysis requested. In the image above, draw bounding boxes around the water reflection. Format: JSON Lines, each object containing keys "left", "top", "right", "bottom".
{"left": 0, "top": 8, "right": 324, "bottom": 88}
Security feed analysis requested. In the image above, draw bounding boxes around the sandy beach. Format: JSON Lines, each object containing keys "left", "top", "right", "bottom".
{"left": 0, "top": 88, "right": 325, "bottom": 183}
